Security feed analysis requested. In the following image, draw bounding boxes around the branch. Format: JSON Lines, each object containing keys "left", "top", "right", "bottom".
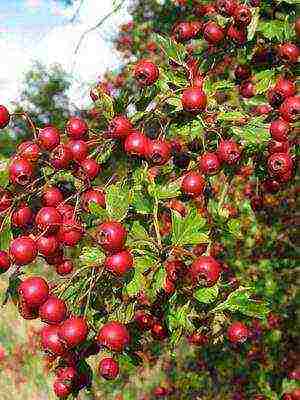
{"left": 69, "top": 0, "right": 85, "bottom": 23}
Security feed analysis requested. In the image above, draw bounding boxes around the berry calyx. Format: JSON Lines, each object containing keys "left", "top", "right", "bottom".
{"left": 147, "top": 139, "right": 171, "bottom": 165}
{"left": 267, "top": 153, "right": 293, "bottom": 177}
{"left": 39, "top": 296, "right": 67, "bottom": 325}
{"left": 36, "top": 235, "right": 59, "bottom": 257}
{"left": 270, "top": 119, "right": 290, "bottom": 142}
{"left": 38, "top": 126, "right": 61, "bottom": 151}
{"left": 279, "top": 96, "right": 300, "bottom": 122}
{"left": 134, "top": 59, "right": 159, "bottom": 86}
{"left": 97, "top": 221, "right": 127, "bottom": 253}
{"left": 9, "top": 157, "right": 34, "bottom": 186}
{"left": 107, "top": 115, "right": 133, "bottom": 139}
{"left": 217, "top": 140, "right": 241, "bottom": 165}
{"left": 203, "top": 21, "right": 224, "bottom": 44}
{"left": 81, "top": 188, "right": 106, "bottom": 211}
{"left": 199, "top": 152, "right": 220, "bottom": 175}
{"left": 35, "top": 206, "right": 62, "bottom": 234}
{"left": 17, "top": 141, "right": 40, "bottom": 162}
{"left": 50, "top": 144, "right": 73, "bottom": 170}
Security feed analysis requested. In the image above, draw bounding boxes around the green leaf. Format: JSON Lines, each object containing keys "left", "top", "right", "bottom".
{"left": 148, "top": 180, "right": 181, "bottom": 200}
{"left": 247, "top": 7, "right": 260, "bottom": 41}
{"left": 257, "top": 19, "right": 295, "bottom": 41}
{"left": 127, "top": 221, "right": 159, "bottom": 255}
{"left": 95, "top": 141, "right": 114, "bottom": 164}
{"left": 106, "top": 181, "right": 131, "bottom": 221}
{"left": 79, "top": 246, "right": 105, "bottom": 266}
{"left": 0, "top": 169, "right": 9, "bottom": 187}
{"left": 168, "top": 117, "right": 205, "bottom": 141}
{"left": 89, "top": 202, "right": 110, "bottom": 220}
{"left": 194, "top": 285, "right": 219, "bottom": 304}
{"left": 154, "top": 33, "right": 187, "bottom": 65}
{"left": 254, "top": 69, "right": 276, "bottom": 94}
{"left": 167, "top": 302, "right": 194, "bottom": 345}
{"left": 212, "top": 288, "right": 269, "bottom": 319}
{"left": 131, "top": 187, "right": 153, "bottom": 214}
{"left": 109, "top": 301, "right": 136, "bottom": 324}
{"left": 227, "top": 219, "right": 243, "bottom": 238}
{"left": 171, "top": 208, "right": 209, "bottom": 247}
{"left": 123, "top": 271, "right": 144, "bottom": 297}
{"left": 231, "top": 116, "right": 270, "bottom": 145}
{"left": 94, "top": 91, "right": 114, "bottom": 120}
{"left": 147, "top": 266, "right": 166, "bottom": 301}
{"left": 217, "top": 111, "right": 247, "bottom": 122}
{"left": 0, "top": 215, "right": 12, "bottom": 251}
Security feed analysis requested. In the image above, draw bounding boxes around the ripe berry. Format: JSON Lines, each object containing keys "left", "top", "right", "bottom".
{"left": 39, "top": 296, "right": 67, "bottom": 325}
{"left": 97, "top": 321, "right": 130, "bottom": 352}
{"left": 199, "top": 152, "right": 220, "bottom": 175}
{"left": 53, "top": 380, "right": 72, "bottom": 399}
{"left": 270, "top": 119, "right": 290, "bottom": 142}
{"left": 234, "top": 65, "right": 251, "bottom": 82}
{"left": 239, "top": 81, "right": 255, "bottom": 98}
{"left": 11, "top": 203, "right": 33, "bottom": 228}
{"left": 190, "top": 256, "right": 221, "bottom": 286}
{"left": 80, "top": 158, "right": 101, "bottom": 180}
{"left": 215, "top": 0, "right": 236, "bottom": 16}
{"left": 173, "top": 152, "right": 190, "bottom": 169}
{"left": 274, "top": 77, "right": 296, "bottom": 99}
{"left": 218, "top": 140, "right": 241, "bottom": 165}
{"left": 181, "top": 171, "right": 205, "bottom": 198}
{"left": 195, "top": 4, "right": 216, "bottom": 16}
{"left": 45, "top": 249, "right": 64, "bottom": 266}
{"left": 0, "top": 188, "right": 13, "bottom": 212}
{"left": 0, "top": 251, "right": 10, "bottom": 273}
{"left": 10, "top": 236, "right": 38, "bottom": 265}
{"left": 227, "top": 24, "right": 247, "bottom": 45}
{"left": 134, "top": 59, "right": 159, "bottom": 86}
{"left": 0, "top": 105, "right": 10, "bottom": 129}
{"left": 268, "top": 140, "right": 289, "bottom": 155}
{"left": 42, "top": 186, "right": 64, "bottom": 207}
{"left": 38, "top": 126, "right": 61, "bottom": 151}
{"left": 147, "top": 139, "right": 171, "bottom": 165}
{"left": 98, "top": 357, "right": 119, "bottom": 380}
{"left": 17, "top": 141, "right": 40, "bottom": 162}
{"left": 135, "top": 311, "right": 154, "bottom": 331}
{"left": 107, "top": 115, "right": 133, "bottom": 139}
{"left": 81, "top": 188, "right": 105, "bottom": 211}
{"left": 250, "top": 195, "right": 264, "bottom": 211}
{"left": 18, "top": 297, "right": 39, "bottom": 320}
{"left": 35, "top": 207, "right": 62, "bottom": 234}
{"left": 59, "top": 316, "right": 89, "bottom": 348}
{"left": 267, "top": 153, "right": 293, "bottom": 177}
{"left": 172, "top": 22, "right": 197, "bottom": 42}
{"left": 97, "top": 221, "right": 127, "bottom": 253}
{"left": 9, "top": 157, "right": 34, "bottom": 186}
{"left": 56, "top": 259, "right": 74, "bottom": 276}
{"left": 50, "top": 144, "right": 73, "bottom": 170}
{"left": 279, "top": 96, "right": 300, "bottom": 122}
{"left": 278, "top": 43, "right": 300, "bottom": 64}
{"left": 181, "top": 87, "right": 207, "bottom": 113}
{"left": 227, "top": 321, "right": 249, "bottom": 343}
{"left": 105, "top": 250, "right": 134, "bottom": 276}
{"left": 56, "top": 366, "right": 77, "bottom": 382}
{"left": 234, "top": 5, "right": 252, "bottom": 26}
{"left": 203, "top": 21, "right": 224, "bottom": 44}
{"left": 151, "top": 322, "right": 168, "bottom": 340}
{"left": 57, "top": 203, "right": 75, "bottom": 221}
{"left": 66, "top": 116, "right": 88, "bottom": 139}
{"left": 188, "top": 332, "right": 209, "bottom": 346}
{"left": 19, "top": 276, "right": 49, "bottom": 308}
{"left": 67, "top": 140, "right": 88, "bottom": 161}
{"left": 124, "top": 131, "right": 148, "bottom": 157}
{"left": 37, "top": 235, "right": 59, "bottom": 257}
{"left": 57, "top": 221, "right": 83, "bottom": 247}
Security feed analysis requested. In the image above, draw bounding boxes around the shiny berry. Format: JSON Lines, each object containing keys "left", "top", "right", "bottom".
{"left": 218, "top": 140, "right": 241, "bottom": 165}
{"left": 9, "top": 157, "right": 34, "bottom": 186}
{"left": 105, "top": 250, "right": 133, "bottom": 276}
{"left": 97, "top": 221, "right": 127, "bottom": 253}
{"left": 151, "top": 322, "right": 168, "bottom": 340}
{"left": 59, "top": 316, "right": 89, "bottom": 348}
{"left": 36, "top": 235, "right": 59, "bottom": 257}
{"left": 234, "top": 65, "right": 251, "bottom": 82}
{"left": 0, "top": 251, "right": 10, "bottom": 273}
{"left": 38, "top": 126, "right": 60, "bottom": 151}
{"left": 239, "top": 81, "right": 255, "bottom": 98}
{"left": 199, "top": 152, "right": 220, "bottom": 175}
{"left": 270, "top": 119, "right": 290, "bottom": 142}
{"left": 190, "top": 256, "right": 221, "bottom": 286}
{"left": 268, "top": 140, "right": 289, "bottom": 154}
{"left": 57, "top": 221, "right": 83, "bottom": 247}
{"left": 181, "top": 171, "right": 205, "bottom": 198}
{"left": 227, "top": 24, "right": 247, "bottom": 45}
{"left": 18, "top": 297, "right": 38, "bottom": 320}
{"left": 98, "top": 357, "right": 119, "bottom": 380}
{"left": 215, "top": 0, "right": 236, "bottom": 16}
{"left": 35, "top": 207, "right": 62, "bottom": 234}
{"left": 97, "top": 321, "right": 130, "bottom": 352}
{"left": 134, "top": 59, "right": 159, "bottom": 86}
{"left": 42, "top": 186, "right": 64, "bottom": 207}
{"left": 203, "top": 21, "right": 224, "bottom": 44}
{"left": 107, "top": 115, "right": 133, "bottom": 139}
{"left": 18, "top": 276, "right": 49, "bottom": 308}
{"left": 39, "top": 296, "right": 67, "bottom": 325}
{"left": 56, "top": 259, "right": 74, "bottom": 276}
{"left": 234, "top": 5, "right": 252, "bottom": 26}
{"left": 11, "top": 203, "right": 33, "bottom": 227}
{"left": 81, "top": 188, "right": 105, "bottom": 211}
{"left": 124, "top": 131, "right": 148, "bottom": 157}
{"left": 53, "top": 380, "right": 72, "bottom": 399}
{"left": 227, "top": 321, "right": 249, "bottom": 343}
{"left": 274, "top": 77, "right": 296, "bottom": 99}
{"left": 181, "top": 87, "right": 207, "bottom": 113}
{"left": 56, "top": 203, "right": 75, "bottom": 221}
{"left": 50, "top": 144, "right": 73, "bottom": 170}
{"left": 45, "top": 249, "right": 64, "bottom": 266}
{"left": 172, "top": 22, "right": 197, "bottom": 42}
{"left": 135, "top": 311, "right": 154, "bottom": 331}
{"left": 67, "top": 140, "right": 88, "bottom": 161}
{"left": 267, "top": 153, "right": 293, "bottom": 177}
{"left": 0, "top": 188, "right": 13, "bottom": 212}
{"left": 279, "top": 96, "right": 300, "bottom": 122}
{"left": 0, "top": 105, "right": 10, "bottom": 129}
{"left": 66, "top": 116, "right": 88, "bottom": 139}
{"left": 41, "top": 325, "right": 66, "bottom": 355}
{"left": 17, "top": 141, "right": 40, "bottom": 162}
{"left": 278, "top": 43, "right": 300, "bottom": 64}
{"left": 80, "top": 158, "right": 101, "bottom": 180}
{"left": 147, "top": 139, "right": 171, "bottom": 165}
{"left": 10, "top": 236, "right": 38, "bottom": 265}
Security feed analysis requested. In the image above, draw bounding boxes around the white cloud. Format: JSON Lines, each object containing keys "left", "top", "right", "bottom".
{"left": 26, "top": 0, "right": 42, "bottom": 9}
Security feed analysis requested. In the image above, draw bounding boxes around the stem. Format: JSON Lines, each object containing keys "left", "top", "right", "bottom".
{"left": 12, "top": 112, "right": 38, "bottom": 140}
{"left": 153, "top": 198, "right": 162, "bottom": 249}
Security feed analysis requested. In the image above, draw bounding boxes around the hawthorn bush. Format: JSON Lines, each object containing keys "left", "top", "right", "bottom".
{"left": 0, "top": 0, "right": 299, "bottom": 399}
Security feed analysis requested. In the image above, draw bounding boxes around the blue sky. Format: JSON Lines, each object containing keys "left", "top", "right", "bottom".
{"left": 0, "top": 0, "right": 130, "bottom": 107}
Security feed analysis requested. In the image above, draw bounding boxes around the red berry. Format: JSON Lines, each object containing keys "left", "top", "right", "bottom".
{"left": 0, "top": 251, "right": 10, "bottom": 273}
{"left": 81, "top": 188, "right": 105, "bottom": 211}
{"left": 227, "top": 24, "right": 247, "bottom": 45}
{"left": 274, "top": 77, "right": 296, "bottom": 99}
{"left": 9, "top": 157, "right": 34, "bottom": 186}
{"left": 124, "top": 131, "right": 148, "bottom": 157}
{"left": 66, "top": 116, "right": 88, "bottom": 139}
{"left": 203, "top": 21, "right": 224, "bottom": 44}
{"left": 199, "top": 152, "right": 220, "bottom": 175}
{"left": 218, "top": 140, "right": 241, "bottom": 165}
{"left": 250, "top": 195, "right": 264, "bottom": 211}
{"left": 107, "top": 115, "right": 133, "bottom": 139}
{"left": 153, "top": 386, "right": 168, "bottom": 398}
{"left": 98, "top": 357, "right": 119, "bottom": 380}
{"left": 292, "top": 389, "right": 300, "bottom": 400}
{"left": 80, "top": 158, "right": 101, "bottom": 180}
{"left": 18, "top": 297, "right": 39, "bottom": 320}
{"left": 97, "top": 321, "right": 130, "bottom": 352}
{"left": 181, "top": 87, "right": 207, "bottom": 113}
{"left": 172, "top": 22, "right": 198, "bottom": 42}
{"left": 10, "top": 236, "right": 38, "bottom": 265}
{"left": 37, "top": 235, "right": 59, "bottom": 257}
{"left": 278, "top": 43, "right": 300, "bottom": 64}
{"left": 19, "top": 276, "right": 49, "bottom": 308}
{"left": 0, "top": 105, "right": 10, "bottom": 129}
{"left": 105, "top": 250, "right": 134, "bottom": 276}
{"left": 59, "top": 316, "right": 89, "bottom": 348}
{"left": 195, "top": 4, "right": 216, "bottom": 17}
{"left": 97, "top": 221, "right": 127, "bottom": 253}
{"left": 11, "top": 203, "right": 33, "bottom": 227}
{"left": 56, "top": 259, "right": 74, "bottom": 276}
{"left": 135, "top": 311, "right": 154, "bottom": 331}
{"left": 239, "top": 80, "right": 255, "bottom": 98}
{"left": 270, "top": 119, "right": 290, "bottom": 142}
{"left": 181, "top": 171, "right": 205, "bottom": 197}
{"left": 50, "top": 144, "right": 73, "bottom": 170}
{"left": 151, "top": 322, "right": 168, "bottom": 340}
{"left": 268, "top": 140, "right": 289, "bottom": 155}
{"left": 67, "top": 140, "right": 88, "bottom": 161}
{"left": 57, "top": 221, "right": 83, "bottom": 247}
{"left": 39, "top": 296, "right": 67, "bottom": 325}
{"left": 147, "top": 139, "right": 171, "bottom": 165}
{"left": 56, "top": 366, "right": 77, "bottom": 382}
{"left": 188, "top": 332, "right": 209, "bottom": 346}
{"left": 165, "top": 259, "right": 184, "bottom": 281}
{"left": 45, "top": 249, "right": 64, "bottom": 266}
{"left": 57, "top": 204, "right": 75, "bottom": 221}
{"left": 35, "top": 207, "right": 62, "bottom": 234}
{"left": 163, "top": 276, "right": 176, "bottom": 294}
{"left": 53, "top": 380, "right": 72, "bottom": 399}
{"left": 38, "top": 126, "right": 61, "bottom": 151}
{"left": 279, "top": 96, "right": 300, "bottom": 122}
{"left": 42, "top": 186, "right": 64, "bottom": 207}
{"left": 234, "top": 5, "right": 252, "bottom": 26}
{"left": 189, "top": 256, "right": 221, "bottom": 286}
{"left": 17, "top": 141, "right": 40, "bottom": 162}
{"left": 227, "top": 321, "right": 249, "bottom": 343}
{"left": 234, "top": 65, "right": 251, "bottom": 82}
{"left": 0, "top": 188, "right": 13, "bottom": 212}
{"left": 267, "top": 153, "right": 293, "bottom": 177}
{"left": 215, "top": 0, "right": 236, "bottom": 16}
{"left": 134, "top": 59, "right": 159, "bottom": 86}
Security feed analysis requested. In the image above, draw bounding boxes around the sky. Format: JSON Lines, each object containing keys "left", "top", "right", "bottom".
{"left": 0, "top": 0, "right": 131, "bottom": 107}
